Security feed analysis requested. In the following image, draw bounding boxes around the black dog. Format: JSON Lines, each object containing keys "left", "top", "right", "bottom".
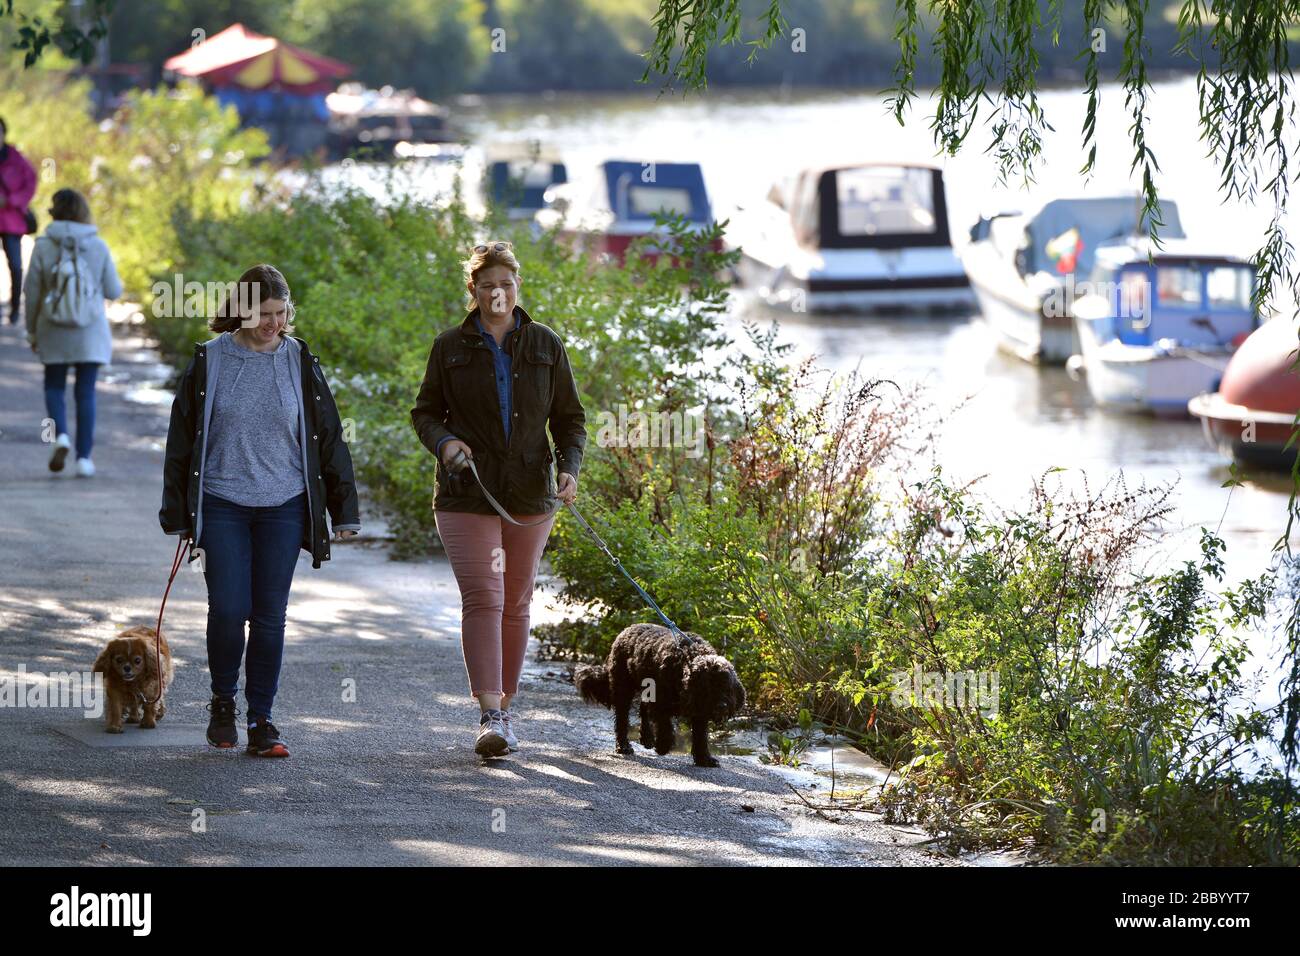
{"left": 574, "top": 623, "right": 745, "bottom": 767}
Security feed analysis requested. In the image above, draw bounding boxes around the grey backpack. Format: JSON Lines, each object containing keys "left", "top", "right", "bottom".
{"left": 41, "top": 235, "right": 98, "bottom": 328}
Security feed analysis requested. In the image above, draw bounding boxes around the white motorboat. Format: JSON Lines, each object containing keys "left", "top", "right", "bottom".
{"left": 729, "top": 162, "right": 974, "bottom": 313}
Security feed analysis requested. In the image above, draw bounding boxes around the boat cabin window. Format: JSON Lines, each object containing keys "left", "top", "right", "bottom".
{"left": 628, "top": 185, "right": 694, "bottom": 218}
{"left": 835, "top": 166, "right": 935, "bottom": 236}
{"left": 1206, "top": 265, "right": 1253, "bottom": 310}
{"left": 1155, "top": 265, "right": 1203, "bottom": 307}
{"left": 501, "top": 161, "right": 559, "bottom": 188}
{"left": 1117, "top": 268, "right": 1149, "bottom": 320}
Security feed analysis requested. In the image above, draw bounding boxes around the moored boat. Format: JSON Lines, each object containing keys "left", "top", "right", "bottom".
{"left": 534, "top": 160, "right": 718, "bottom": 263}
{"left": 1070, "top": 238, "right": 1258, "bottom": 417}
{"left": 729, "top": 162, "right": 973, "bottom": 313}
{"left": 482, "top": 143, "right": 567, "bottom": 221}
{"left": 963, "top": 195, "right": 1185, "bottom": 364}
{"left": 1188, "top": 317, "right": 1300, "bottom": 471}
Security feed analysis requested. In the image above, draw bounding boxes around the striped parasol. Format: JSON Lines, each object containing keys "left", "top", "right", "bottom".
{"left": 164, "top": 23, "right": 351, "bottom": 95}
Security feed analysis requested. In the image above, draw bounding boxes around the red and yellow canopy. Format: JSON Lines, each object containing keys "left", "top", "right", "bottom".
{"left": 164, "top": 23, "right": 351, "bottom": 94}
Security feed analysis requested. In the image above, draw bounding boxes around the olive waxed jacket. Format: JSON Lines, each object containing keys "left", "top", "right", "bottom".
{"left": 410, "top": 305, "right": 587, "bottom": 515}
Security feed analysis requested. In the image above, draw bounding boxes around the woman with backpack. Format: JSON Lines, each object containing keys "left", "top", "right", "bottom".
{"left": 24, "top": 188, "right": 122, "bottom": 477}
{"left": 0, "top": 116, "right": 37, "bottom": 324}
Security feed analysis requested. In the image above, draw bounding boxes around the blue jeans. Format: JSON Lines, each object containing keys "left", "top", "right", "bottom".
{"left": 44, "top": 362, "right": 99, "bottom": 460}
{"left": 3, "top": 232, "right": 21, "bottom": 319}
{"left": 199, "top": 491, "right": 307, "bottom": 721}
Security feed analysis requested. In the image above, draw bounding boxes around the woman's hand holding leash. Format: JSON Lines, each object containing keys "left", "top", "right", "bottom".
{"left": 557, "top": 471, "right": 578, "bottom": 505}
{"left": 440, "top": 439, "right": 474, "bottom": 468}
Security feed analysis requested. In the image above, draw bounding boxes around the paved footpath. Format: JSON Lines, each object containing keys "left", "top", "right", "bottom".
{"left": 0, "top": 317, "right": 950, "bottom": 866}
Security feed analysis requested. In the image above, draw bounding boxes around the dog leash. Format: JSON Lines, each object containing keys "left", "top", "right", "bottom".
{"left": 451, "top": 450, "right": 557, "bottom": 527}
{"left": 448, "top": 448, "right": 687, "bottom": 638}
{"left": 560, "top": 500, "right": 688, "bottom": 640}
{"left": 144, "top": 536, "right": 186, "bottom": 707}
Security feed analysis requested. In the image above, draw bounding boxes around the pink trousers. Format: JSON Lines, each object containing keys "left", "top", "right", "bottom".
{"left": 434, "top": 508, "right": 557, "bottom": 697}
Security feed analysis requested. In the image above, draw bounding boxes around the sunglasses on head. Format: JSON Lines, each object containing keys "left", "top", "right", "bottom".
{"left": 473, "top": 241, "right": 513, "bottom": 253}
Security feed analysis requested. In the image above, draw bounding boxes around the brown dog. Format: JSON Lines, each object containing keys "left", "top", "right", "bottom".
{"left": 92, "top": 626, "right": 173, "bottom": 734}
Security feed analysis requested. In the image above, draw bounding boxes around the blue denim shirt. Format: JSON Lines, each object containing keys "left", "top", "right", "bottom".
{"left": 435, "top": 311, "right": 520, "bottom": 457}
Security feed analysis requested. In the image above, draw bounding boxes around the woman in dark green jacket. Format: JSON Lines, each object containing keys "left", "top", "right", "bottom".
{"left": 410, "top": 240, "right": 587, "bottom": 757}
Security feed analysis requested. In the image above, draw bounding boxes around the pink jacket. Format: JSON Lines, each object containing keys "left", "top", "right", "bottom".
{"left": 0, "top": 144, "right": 37, "bottom": 236}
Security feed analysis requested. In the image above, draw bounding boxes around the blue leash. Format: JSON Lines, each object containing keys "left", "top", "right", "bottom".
{"left": 559, "top": 498, "right": 687, "bottom": 640}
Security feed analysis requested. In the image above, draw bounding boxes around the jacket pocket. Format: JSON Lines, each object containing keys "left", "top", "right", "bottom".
{"left": 441, "top": 348, "right": 484, "bottom": 418}
{"left": 519, "top": 448, "right": 555, "bottom": 500}
{"left": 524, "top": 344, "right": 556, "bottom": 405}
{"left": 438, "top": 451, "right": 482, "bottom": 499}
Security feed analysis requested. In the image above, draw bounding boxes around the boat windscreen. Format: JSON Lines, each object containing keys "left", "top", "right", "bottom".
{"left": 817, "top": 166, "right": 952, "bottom": 249}
{"left": 603, "top": 162, "right": 712, "bottom": 222}
{"left": 836, "top": 166, "right": 935, "bottom": 236}
{"left": 1206, "top": 266, "right": 1253, "bottom": 310}
{"left": 628, "top": 186, "right": 693, "bottom": 217}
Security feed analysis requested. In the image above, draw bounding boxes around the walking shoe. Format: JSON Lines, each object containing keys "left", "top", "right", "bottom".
{"left": 48, "top": 433, "right": 71, "bottom": 472}
{"left": 246, "top": 717, "right": 289, "bottom": 758}
{"left": 501, "top": 710, "right": 519, "bottom": 751}
{"left": 206, "top": 695, "right": 239, "bottom": 749}
{"left": 475, "top": 709, "right": 509, "bottom": 757}
{"left": 75, "top": 457, "right": 95, "bottom": 477}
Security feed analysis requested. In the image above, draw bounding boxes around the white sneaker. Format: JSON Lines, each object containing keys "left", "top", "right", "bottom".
{"left": 48, "top": 433, "right": 71, "bottom": 473}
{"left": 75, "top": 457, "right": 95, "bottom": 478}
{"left": 501, "top": 711, "right": 519, "bottom": 751}
{"left": 475, "top": 709, "right": 509, "bottom": 757}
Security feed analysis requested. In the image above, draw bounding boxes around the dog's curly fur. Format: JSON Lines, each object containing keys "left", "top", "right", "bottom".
{"left": 92, "top": 626, "right": 173, "bottom": 734}
{"left": 573, "top": 623, "right": 745, "bottom": 767}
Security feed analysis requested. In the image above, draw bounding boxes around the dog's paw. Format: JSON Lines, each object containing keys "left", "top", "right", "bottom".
{"left": 125, "top": 714, "right": 139, "bottom": 724}
{"left": 140, "top": 719, "right": 157, "bottom": 730}
{"left": 614, "top": 744, "right": 634, "bottom": 756}
{"left": 693, "top": 755, "right": 720, "bottom": 768}
{"left": 105, "top": 725, "right": 124, "bottom": 735}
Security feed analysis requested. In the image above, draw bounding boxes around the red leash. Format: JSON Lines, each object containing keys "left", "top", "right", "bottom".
{"left": 144, "top": 536, "right": 187, "bottom": 707}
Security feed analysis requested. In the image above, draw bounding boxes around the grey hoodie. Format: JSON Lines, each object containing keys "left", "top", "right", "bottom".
{"left": 24, "top": 220, "right": 123, "bottom": 366}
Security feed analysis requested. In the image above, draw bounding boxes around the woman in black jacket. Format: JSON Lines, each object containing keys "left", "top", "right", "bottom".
{"left": 160, "top": 264, "right": 360, "bottom": 757}
{"left": 410, "top": 240, "right": 587, "bottom": 758}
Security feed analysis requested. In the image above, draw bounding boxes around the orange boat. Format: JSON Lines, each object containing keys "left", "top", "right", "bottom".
{"left": 1188, "top": 317, "right": 1300, "bottom": 471}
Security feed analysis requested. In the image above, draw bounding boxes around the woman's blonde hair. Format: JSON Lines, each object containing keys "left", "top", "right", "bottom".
{"left": 209, "top": 263, "right": 297, "bottom": 336}
{"left": 463, "top": 240, "right": 520, "bottom": 311}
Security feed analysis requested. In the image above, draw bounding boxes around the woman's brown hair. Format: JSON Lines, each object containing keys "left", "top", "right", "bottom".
{"left": 50, "top": 188, "right": 93, "bottom": 224}
{"left": 209, "top": 263, "right": 297, "bottom": 335}
{"left": 463, "top": 240, "right": 520, "bottom": 311}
